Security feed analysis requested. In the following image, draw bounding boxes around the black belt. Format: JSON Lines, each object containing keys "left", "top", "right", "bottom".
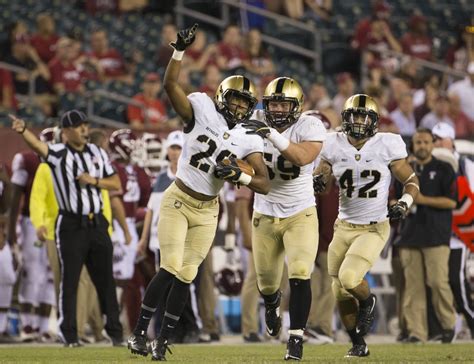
{"left": 59, "top": 210, "right": 102, "bottom": 227}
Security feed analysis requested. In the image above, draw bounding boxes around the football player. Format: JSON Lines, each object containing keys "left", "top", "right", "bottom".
{"left": 128, "top": 23, "right": 270, "bottom": 361}
{"left": 8, "top": 129, "right": 56, "bottom": 342}
{"left": 241, "top": 77, "right": 326, "bottom": 360}
{"left": 313, "top": 94, "right": 419, "bottom": 358}
{"left": 108, "top": 129, "right": 150, "bottom": 284}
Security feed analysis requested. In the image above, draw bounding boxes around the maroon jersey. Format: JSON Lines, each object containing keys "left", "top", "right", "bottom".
{"left": 112, "top": 161, "right": 151, "bottom": 218}
{"left": 11, "top": 151, "right": 40, "bottom": 216}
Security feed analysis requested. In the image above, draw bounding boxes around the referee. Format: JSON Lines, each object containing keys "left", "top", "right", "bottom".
{"left": 9, "top": 111, "right": 123, "bottom": 347}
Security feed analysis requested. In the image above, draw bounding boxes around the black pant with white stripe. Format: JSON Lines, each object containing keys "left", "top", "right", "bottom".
{"left": 56, "top": 212, "right": 123, "bottom": 344}
{"left": 449, "top": 245, "right": 474, "bottom": 334}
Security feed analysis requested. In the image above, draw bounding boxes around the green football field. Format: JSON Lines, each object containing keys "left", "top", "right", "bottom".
{"left": 1, "top": 343, "right": 474, "bottom": 363}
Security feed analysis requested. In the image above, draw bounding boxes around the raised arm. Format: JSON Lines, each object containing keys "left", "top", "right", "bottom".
{"left": 9, "top": 114, "right": 48, "bottom": 158}
{"left": 163, "top": 23, "right": 198, "bottom": 125}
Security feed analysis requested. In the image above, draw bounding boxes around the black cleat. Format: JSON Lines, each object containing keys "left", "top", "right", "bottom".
{"left": 128, "top": 333, "right": 148, "bottom": 356}
{"left": 284, "top": 335, "right": 303, "bottom": 360}
{"left": 151, "top": 337, "right": 172, "bottom": 361}
{"left": 265, "top": 292, "right": 282, "bottom": 337}
{"left": 345, "top": 344, "right": 370, "bottom": 358}
{"left": 356, "top": 294, "right": 377, "bottom": 336}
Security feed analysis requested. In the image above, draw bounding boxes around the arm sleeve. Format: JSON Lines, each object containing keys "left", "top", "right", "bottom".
{"left": 29, "top": 163, "right": 49, "bottom": 229}
{"left": 46, "top": 144, "right": 66, "bottom": 167}
{"left": 441, "top": 163, "right": 458, "bottom": 201}
{"left": 138, "top": 169, "right": 152, "bottom": 208}
{"left": 297, "top": 116, "right": 327, "bottom": 142}
{"left": 100, "top": 147, "right": 116, "bottom": 177}
{"left": 385, "top": 134, "right": 408, "bottom": 164}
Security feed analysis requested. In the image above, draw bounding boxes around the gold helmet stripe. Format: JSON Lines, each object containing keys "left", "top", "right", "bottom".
{"left": 275, "top": 77, "right": 286, "bottom": 94}
{"left": 243, "top": 76, "right": 250, "bottom": 91}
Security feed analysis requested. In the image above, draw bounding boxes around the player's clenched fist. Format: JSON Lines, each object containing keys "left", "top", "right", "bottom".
{"left": 9, "top": 114, "right": 26, "bottom": 134}
{"left": 215, "top": 157, "right": 243, "bottom": 183}
{"left": 170, "top": 23, "right": 198, "bottom": 51}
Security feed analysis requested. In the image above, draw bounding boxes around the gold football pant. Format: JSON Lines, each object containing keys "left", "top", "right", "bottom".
{"left": 158, "top": 182, "right": 219, "bottom": 284}
{"left": 328, "top": 219, "right": 390, "bottom": 300}
{"left": 252, "top": 206, "right": 319, "bottom": 295}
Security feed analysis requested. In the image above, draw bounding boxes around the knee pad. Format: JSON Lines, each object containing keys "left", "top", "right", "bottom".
{"left": 288, "top": 260, "right": 311, "bottom": 280}
{"left": 257, "top": 272, "right": 281, "bottom": 295}
{"left": 176, "top": 264, "right": 199, "bottom": 283}
{"left": 338, "top": 268, "right": 360, "bottom": 290}
{"left": 160, "top": 253, "right": 182, "bottom": 275}
{"left": 331, "top": 277, "right": 352, "bottom": 301}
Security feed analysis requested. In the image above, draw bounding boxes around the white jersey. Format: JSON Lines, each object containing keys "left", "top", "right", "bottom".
{"left": 177, "top": 93, "right": 264, "bottom": 196}
{"left": 320, "top": 132, "right": 407, "bottom": 224}
{"left": 253, "top": 110, "right": 327, "bottom": 217}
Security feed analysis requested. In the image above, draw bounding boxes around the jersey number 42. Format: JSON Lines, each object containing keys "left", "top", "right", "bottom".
{"left": 339, "top": 169, "right": 381, "bottom": 198}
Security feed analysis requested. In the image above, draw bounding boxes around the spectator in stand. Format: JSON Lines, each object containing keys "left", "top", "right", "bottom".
{"left": 400, "top": 14, "right": 433, "bottom": 61}
{"left": 69, "top": 31, "right": 104, "bottom": 83}
{"left": 0, "top": 69, "right": 17, "bottom": 112}
{"left": 127, "top": 72, "right": 168, "bottom": 131}
{"left": 420, "top": 94, "right": 454, "bottom": 130}
{"left": 304, "top": 0, "right": 333, "bottom": 23}
{"left": 448, "top": 93, "right": 474, "bottom": 140}
{"left": 30, "top": 13, "right": 59, "bottom": 64}
{"left": 156, "top": 23, "right": 177, "bottom": 68}
{"left": 182, "top": 30, "right": 217, "bottom": 73}
{"left": 366, "top": 85, "right": 399, "bottom": 133}
{"left": 264, "top": 0, "right": 304, "bottom": 19}
{"left": 243, "top": 28, "right": 275, "bottom": 83}
{"left": 447, "top": 61, "right": 474, "bottom": 121}
{"left": 386, "top": 77, "right": 411, "bottom": 112}
{"left": 4, "top": 34, "right": 52, "bottom": 116}
{"left": 390, "top": 92, "right": 417, "bottom": 138}
{"left": 414, "top": 81, "right": 439, "bottom": 124}
{"left": 351, "top": 1, "right": 392, "bottom": 51}
{"left": 216, "top": 25, "right": 248, "bottom": 73}
{"left": 332, "top": 72, "right": 355, "bottom": 115}
{"left": 0, "top": 21, "right": 28, "bottom": 61}
{"left": 445, "top": 25, "right": 474, "bottom": 72}
{"left": 48, "top": 37, "right": 85, "bottom": 95}
{"left": 198, "top": 64, "right": 222, "bottom": 98}
{"left": 303, "top": 82, "right": 339, "bottom": 127}
{"left": 88, "top": 29, "right": 131, "bottom": 83}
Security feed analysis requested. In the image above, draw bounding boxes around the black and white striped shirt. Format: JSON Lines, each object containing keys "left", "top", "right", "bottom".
{"left": 46, "top": 143, "right": 115, "bottom": 215}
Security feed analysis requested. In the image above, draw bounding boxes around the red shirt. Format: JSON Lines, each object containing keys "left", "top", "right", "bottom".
{"left": 30, "top": 34, "right": 59, "bottom": 63}
{"left": 88, "top": 49, "right": 126, "bottom": 77}
{"left": 401, "top": 33, "right": 432, "bottom": 60}
{"left": 217, "top": 42, "right": 247, "bottom": 69}
{"left": 48, "top": 58, "right": 84, "bottom": 92}
{"left": 351, "top": 18, "right": 372, "bottom": 50}
{"left": 127, "top": 94, "right": 168, "bottom": 125}
{"left": 112, "top": 161, "right": 151, "bottom": 217}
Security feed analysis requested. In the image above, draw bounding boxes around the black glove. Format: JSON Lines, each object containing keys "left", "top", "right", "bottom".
{"left": 170, "top": 23, "right": 198, "bottom": 51}
{"left": 241, "top": 119, "right": 271, "bottom": 139}
{"left": 215, "top": 157, "right": 242, "bottom": 183}
{"left": 387, "top": 200, "right": 409, "bottom": 220}
{"left": 313, "top": 174, "right": 326, "bottom": 193}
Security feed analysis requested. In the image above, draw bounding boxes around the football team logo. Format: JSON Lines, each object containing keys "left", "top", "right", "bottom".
{"left": 174, "top": 200, "right": 182, "bottom": 209}
{"left": 223, "top": 132, "right": 230, "bottom": 140}
{"left": 355, "top": 154, "right": 361, "bottom": 161}
{"left": 253, "top": 218, "right": 260, "bottom": 227}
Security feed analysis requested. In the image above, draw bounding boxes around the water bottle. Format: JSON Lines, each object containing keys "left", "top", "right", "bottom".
{"left": 7, "top": 308, "right": 20, "bottom": 336}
